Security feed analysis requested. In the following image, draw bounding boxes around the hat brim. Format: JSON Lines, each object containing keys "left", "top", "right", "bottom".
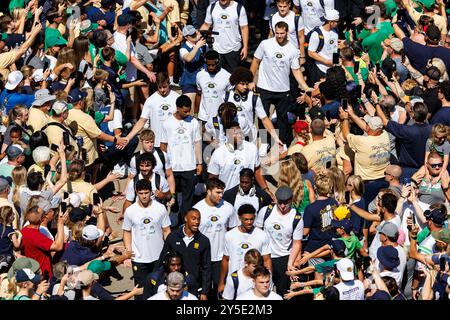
{"left": 338, "top": 270, "right": 354, "bottom": 281}
{"left": 32, "top": 95, "right": 57, "bottom": 106}
{"left": 5, "top": 82, "right": 21, "bottom": 90}
{"left": 7, "top": 258, "right": 40, "bottom": 280}
{"left": 431, "top": 230, "right": 450, "bottom": 244}
{"left": 377, "top": 252, "right": 400, "bottom": 270}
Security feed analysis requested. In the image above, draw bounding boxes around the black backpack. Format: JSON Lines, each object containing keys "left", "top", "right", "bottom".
{"left": 209, "top": 1, "right": 244, "bottom": 37}
{"left": 305, "top": 26, "right": 325, "bottom": 55}
{"left": 230, "top": 270, "right": 239, "bottom": 300}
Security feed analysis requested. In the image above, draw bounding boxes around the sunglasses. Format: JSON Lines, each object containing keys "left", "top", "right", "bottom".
{"left": 277, "top": 199, "right": 292, "bottom": 205}
{"left": 429, "top": 163, "right": 443, "bottom": 169}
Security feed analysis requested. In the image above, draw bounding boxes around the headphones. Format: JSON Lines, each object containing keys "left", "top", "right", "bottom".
{"left": 234, "top": 92, "right": 249, "bottom": 102}
{"left": 238, "top": 185, "right": 256, "bottom": 197}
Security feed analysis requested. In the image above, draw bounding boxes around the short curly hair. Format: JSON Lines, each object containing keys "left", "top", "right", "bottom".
{"left": 229, "top": 67, "right": 254, "bottom": 86}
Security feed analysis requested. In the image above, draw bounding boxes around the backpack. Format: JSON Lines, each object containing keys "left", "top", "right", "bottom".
{"left": 41, "top": 122, "right": 83, "bottom": 158}
{"left": 133, "top": 173, "right": 161, "bottom": 202}
{"left": 231, "top": 270, "right": 239, "bottom": 300}
{"left": 296, "top": 0, "right": 325, "bottom": 16}
{"left": 304, "top": 26, "right": 325, "bottom": 55}
{"left": 223, "top": 91, "right": 258, "bottom": 111}
{"left": 262, "top": 204, "right": 302, "bottom": 234}
{"left": 210, "top": 1, "right": 244, "bottom": 37}
{"left": 133, "top": 149, "right": 166, "bottom": 173}
{"left": 269, "top": 13, "right": 301, "bottom": 45}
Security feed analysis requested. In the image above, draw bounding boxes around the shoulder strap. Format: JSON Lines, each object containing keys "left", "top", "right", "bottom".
{"left": 155, "top": 173, "right": 161, "bottom": 190}
{"left": 292, "top": 213, "right": 302, "bottom": 231}
{"left": 236, "top": 2, "right": 243, "bottom": 18}
{"left": 133, "top": 174, "right": 140, "bottom": 201}
{"left": 67, "top": 180, "right": 73, "bottom": 194}
{"left": 262, "top": 204, "right": 274, "bottom": 230}
{"left": 231, "top": 270, "right": 239, "bottom": 300}
{"left": 251, "top": 93, "right": 258, "bottom": 110}
{"left": 155, "top": 148, "right": 166, "bottom": 172}
{"left": 42, "top": 122, "right": 76, "bottom": 140}
{"left": 319, "top": 0, "right": 325, "bottom": 9}
{"left": 224, "top": 90, "right": 231, "bottom": 102}
{"left": 210, "top": 2, "right": 216, "bottom": 16}
{"left": 269, "top": 15, "right": 273, "bottom": 32}
{"left": 307, "top": 27, "right": 324, "bottom": 53}
{"left": 294, "top": 14, "right": 300, "bottom": 44}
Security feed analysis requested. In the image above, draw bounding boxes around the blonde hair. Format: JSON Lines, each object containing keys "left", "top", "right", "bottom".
{"left": 20, "top": 65, "right": 34, "bottom": 79}
{"left": 11, "top": 8, "right": 24, "bottom": 23}
{"left": 327, "top": 167, "right": 346, "bottom": 203}
{"left": 140, "top": 129, "right": 155, "bottom": 142}
{"left": 428, "top": 58, "right": 449, "bottom": 81}
{"left": 11, "top": 165, "right": 27, "bottom": 208}
{"left": 346, "top": 175, "right": 365, "bottom": 198}
{"left": 431, "top": 123, "right": 448, "bottom": 141}
{"left": 279, "top": 159, "right": 304, "bottom": 207}
{"left": 314, "top": 172, "right": 334, "bottom": 197}
{"left": 401, "top": 79, "right": 419, "bottom": 92}
{"left": 0, "top": 207, "right": 14, "bottom": 238}
{"left": 93, "top": 69, "right": 109, "bottom": 83}
{"left": 83, "top": 88, "right": 94, "bottom": 112}
{"left": 55, "top": 47, "right": 77, "bottom": 69}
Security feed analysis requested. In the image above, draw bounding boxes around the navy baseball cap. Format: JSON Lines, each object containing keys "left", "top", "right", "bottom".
{"left": 377, "top": 245, "right": 400, "bottom": 270}
{"left": 68, "top": 88, "right": 87, "bottom": 104}
{"left": 117, "top": 14, "right": 132, "bottom": 26}
{"left": 331, "top": 219, "right": 353, "bottom": 234}
{"left": 330, "top": 239, "right": 346, "bottom": 256}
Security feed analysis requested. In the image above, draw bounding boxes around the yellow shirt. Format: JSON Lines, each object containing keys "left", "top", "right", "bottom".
{"left": 347, "top": 131, "right": 391, "bottom": 181}
{"left": 27, "top": 108, "right": 50, "bottom": 132}
{"left": 409, "top": 10, "right": 448, "bottom": 35}
{"left": 45, "top": 119, "right": 78, "bottom": 156}
{"left": 0, "top": 198, "right": 19, "bottom": 230}
{"left": 0, "top": 50, "right": 17, "bottom": 79}
{"left": 60, "top": 179, "right": 97, "bottom": 206}
{"left": 301, "top": 135, "right": 336, "bottom": 172}
{"left": 66, "top": 109, "right": 102, "bottom": 166}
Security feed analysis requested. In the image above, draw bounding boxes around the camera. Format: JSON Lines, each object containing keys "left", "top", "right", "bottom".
{"left": 199, "top": 30, "right": 219, "bottom": 49}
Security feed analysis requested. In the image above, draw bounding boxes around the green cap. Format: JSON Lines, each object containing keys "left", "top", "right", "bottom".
{"left": 431, "top": 229, "right": 450, "bottom": 244}
{"left": 417, "top": 0, "right": 435, "bottom": 9}
{"left": 87, "top": 260, "right": 111, "bottom": 274}
{"left": 44, "top": 28, "right": 68, "bottom": 51}
{"left": 80, "top": 20, "right": 99, "bottom": 35}
{"left": 0, "top": 33, "right": 7, "bottom": 42}
{"left": 7, "top": 257, "right": 40, "bottom": 280}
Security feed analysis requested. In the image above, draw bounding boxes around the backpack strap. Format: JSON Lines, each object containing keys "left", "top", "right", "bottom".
{"left": 154, "top": 173, "right": 161, "bottom": 191}
{"left": 236, "top": 2, "right": 243, "bottom": 39}
{"left": 251, "top": 93, "right": 258, "bottom": 110}
{"left": 319, "top": 0, "right": 325, "bottom": 9}
{"left": 133, "top": 174, "right": 140, "bottom": 202}
{"left": 224, "top": 90, "right": 231, "bottom": 102}
{"left": 292, "top": 213, "right": 302, "bottom": 231}
{"left": 212, "top": 116, "right": 220, "bottom": 139}
{"left": 262, "top": 204, "right": 274, "bottom": 230}
{"left": 306, "top": 27, "right": 324, "bottom": 54}
{"left": 67, "top": 180, "right": 73, "bottom": 194}
{"left": 294, "top": 14, "right": 300, "bottom": 45}
{"left": 154, "top": 148, "right": 166, "bottom": 173}
{"left": 210, "top": 2, "right": 216, "bottom": 16}
{"left": 231, "top": 270, "right": 239, "bottom": 300}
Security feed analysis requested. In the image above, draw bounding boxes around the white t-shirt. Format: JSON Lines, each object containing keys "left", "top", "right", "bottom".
{"left": 112, "top": 31, "right": 137, "bottom": 82}
{"left": 269, "top": 11, "right": 304, "bottom": 48}
{"left": 233, "top": 192, "right": 261, "bottom": 216}
{"left": 294, "top": 0, "right": 335, "bottom": 33}
{"left": 140, "top": 91, "right": 180, "bottom": 148}
{"left": 107, "top": 109, "right": 123, "bottom": 134}
{"left": 205, "top": 1, "right": 248, "bottom": 54}
{"left": 148, "top": 290, "right": 198, "bottom": 300}
{"left": 400, "top": 201, "right": 428, "bottom": 247}
{"left": 160, "top": 115, "right": 202, "bottom": 172}
{"left": 122, "top": 201, "right": 171, "bottom": 263}
{"left": 208, "top": 141, "right": 260, "bottom": 191}
{"left": 377, "top": 244, "right": 407, "bottom": 287}
{"left": 223, "top": 90, "right": 267, "bottom": 142}
{"left": 334, "top": 280, "right": 365, "bottom": 300}
{"left": 236, "top": 289, "right": 283, "bottom": 300}
{"left": 129, "top": 148, "right": 171, "bottom": 177}
{"left": 308, "top": 26, "right": 338, "bottom": 73}
{"left": 224, "top": 227, "right": 271, "bottom": 277}
{"left": 368, "top": 216, "right": 402, "bottom": 259}
{"left": 254, "top": 37, "right": 300, "bottom": 92}
{"left": 193, "top": 198, "right": 238, "bottom": 261}
{"left": 196, "top": 68, "right": 231, "bottom": 121}
{"left": 256, "top": 206, "right": 304, "bottom": 258}
{"left": 222, "top": 268, "right": 254, "bottom": 300}
{"left": 125, "top": 173, "right": 169, "bottom": 202}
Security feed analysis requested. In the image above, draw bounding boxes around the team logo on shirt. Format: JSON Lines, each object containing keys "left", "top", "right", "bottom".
{"left": 234, "top": 159, "right": 241, "bottom": 165}
{"left": 194, "top": 242, "right": 200, "bottom": 249}
{"left": 241, "top": 243, "right": 249, "bottom": 249}
{"left": 177, "top": 127, "right": 186, "bottom": 134}
{"left": 207, "top": 83, "right": 216, "bottom": 89}
{"left": 210, "top": 216, "right": 219, "bottom": 222}
{"left": 143, "top": 218, "right": 151, "bottom": 224}
{"left": 236, "top": 106, "right": 242, "bottom": 111}
{"left": 273, "top": 224, "right": 281, "bottom": 230}
{"left": 307, "top": 2, "right": 313, "bottom": 6}
{"left": 275, "top": 53, "right": 284, "bottom": 59}
{"left": 221, "top": 14, "right": 228, "bottom": 20}
{"left": 161, "top": 104, "right": 170, "bottom": 111}
{"left": 330, "top": 40, "right": 335, "bottom": 44}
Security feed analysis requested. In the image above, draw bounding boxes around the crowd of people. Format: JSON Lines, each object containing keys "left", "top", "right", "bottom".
{"left": 0, "top": 0, "right": 449, "bottom": 301}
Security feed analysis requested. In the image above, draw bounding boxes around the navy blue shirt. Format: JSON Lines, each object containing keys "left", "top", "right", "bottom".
{"left": 349, "top": 198, "right": 367, "bottom": 238}
{"left": 386, "top": 121, "right": 431, "bottom": 168}
{"left": 60, "top": 241, "right": 99, "bottom": 266}
{"left": 322, "top": 100, "right": 340, "bottom": 119}
{"left": 403, "top": 38, "right": 450, "bottom": 74}
{"left": 303, "top": 198, "right": 338, "bottom": 253}
{"left": 431, "top": 107, "right": 450, "bottom": 127}
{"left": 87, "top": 7, "right": 115, "bottom": 27}
{"left": 0, "top": 224, "right": 14, "bottom": 257}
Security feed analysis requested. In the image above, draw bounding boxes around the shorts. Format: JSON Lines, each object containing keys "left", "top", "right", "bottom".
{"left": 181, "top": 84, "right": 198, "bottom": 94}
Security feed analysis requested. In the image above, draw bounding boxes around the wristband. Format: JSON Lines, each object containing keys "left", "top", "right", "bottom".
{"left": 34, "top": 293, "right": 42, "bottom": 298}
{"left": 171, "top": 193, "right": 176, "bottom": 199}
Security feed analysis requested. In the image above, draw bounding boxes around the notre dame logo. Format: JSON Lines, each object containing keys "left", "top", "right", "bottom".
{"left": 275, "top": 53, "right": 283, "bottom": 59}
{"left": 143, "top": 218, "right": 150, "bottom": 224}
{"left": 307, "top": 1, "right": 313, "bottom": 6}
{"left": 237, "top": 106, "right": 242, "bottom": 111}
{"left": 211, "top": 216, "right": 218, "bottom": 222}
{"left": 221, "top": 14, "right": 228, "bottom": 20}
{"left": 273, "top": 224, "right": 281, "bottom": 230}
{"left": 208, "top": 83, "right": 216, "bottom": 88}
{"left": 161, "top": 105, "right": 169, "bottom": 111}
{"left": 177, "top": 128, "right": 186, "bottom": 134}
{"left": 241, "top": 243, "right": 249, "bottom": 249}
{"left": 234, "top": 159, "right": 241, "bottom": 165}
{"left": 330, "top": 40, "right": 334, "bottom": 44}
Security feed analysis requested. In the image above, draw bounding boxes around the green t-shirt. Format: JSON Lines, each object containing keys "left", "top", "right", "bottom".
{"left": 91, "top": 45, "right": 128, "bottom": 68}
{"left": 345, "top": 65, "right": 369, "bottom": 83}
{"left": 362, "top": 30, "right": 389, "bottom": 64}
{"left": 339, "top": 235, "right": 362, "bottom": 259}
{"left": 13, "top": 295, "right": 31, "bottom": 300}
{"left": 384, "top": 0, "right": 398, "bottom": 18}
{"left": 315, "top": 259, "right": 340, "bottom": 274}
{"left": 417, "top": 227, "right": 431, "bottom": 244}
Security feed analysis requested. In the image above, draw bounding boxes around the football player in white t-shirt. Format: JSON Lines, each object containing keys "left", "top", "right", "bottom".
{"left": 148, "top": 271, "right": 198, "bottom": 300}
{"left": 236, "top": 266, "right": 283, "bottom": 300}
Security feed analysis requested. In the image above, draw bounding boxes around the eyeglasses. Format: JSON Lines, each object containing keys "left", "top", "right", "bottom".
{"left": 429, "top": 163, "right": 443, "bottom": 169}
{"left": 384, "top": 171, "right": 393, "bottom": 177}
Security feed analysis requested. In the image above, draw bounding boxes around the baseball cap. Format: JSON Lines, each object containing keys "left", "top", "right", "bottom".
{"left": 389, "top": 38, "right": 404, "bottom": 52}
{"left": 80, "top": 20, "right": 99, "bottom": 35}
{"left": 292, "top": 120, "right": 309, "bottom": 134}
{"left": 431, "top": 229, "right": 450, "bottom": 244}
{"left": 15, "top": 268, "right": 41, "bottom": 284}
{"left": 69, "top": 207, "right": 87, "bottom": 223}
{"left": 410, "top": 96, "right": 424, "bottom": 106}
{"left": 68, "top": 88, "right": 87, "bottom": 104}
{"left": 32, "top": 146, "right": 51, "bottom": 164}
{"left": 32, "top": 89, "right": 56, "bottom": 106}
{"left": 366, "top": 290, "right": 391, "bottom": 300}
{"left": 363, "top": 115, "right": 383, "bottom": 130}
{"left": 68, "top": 193, "right": 83, "bottom": 208}
{"left": 32, "top": 69, "right": 45, "bottom": 82}
{"left": 275, "top": 186, "right": 293, "bottom": 202}
{"left": 309, "top": 107, "right": 324, "bottom": 121}
{"left": 5, "top": 71, "right": 23, "bottom": 90}
{"left": 418, "top": 0, "right": 436, "bottom": 10}
{"left": 182, "top": 25, "right": 196, "bottom": 37}
{"left": 52, "top": 100, "right": 68, "bottom": 115}
{"left": 0, "top": 177, "right": 10, "bottom": 193}
{"left": 336, "top": 258, "right": 355, "bottom": 281}
{"left": 330, "top": 239, "right": 346, "bottom": 256}
{"left": 376, "top": 222, "right": 399, "bottom": 239}
{"left": 424, "top": 207, "right": 447, "bottom": 226}
{"left": 45, "top": 30, "right": 68, "bottom": 50}
{"left": 87, "top": 260, "right": 111, "bottom": 275}
{"left": 82, "top": 225, "right": 104, "bottom": 241}
{"left": 425, "top": 24, "right": 441, "bottom": 42}
{"left": 78, "top": 270, "right": 98, "bottom": 286}
{"left": 331, "top": 219, "right": 353, "bottom": 234}
{"left": 377, "top": 245, "right": 400, "bottom": 270}
{"left": 6, "top": 144, "right": 24, "bottom": 159}
{"left": 7, "top": 257, "right": 40, "bottom": 280}
{"left": 324, "top": 9, "right": 339, "bottom": 21}
{"left": 425, "top": 66, "right": 441, "bottom": 81}
{"left": 117, "top": 14, "right": 132, "bottom": 26}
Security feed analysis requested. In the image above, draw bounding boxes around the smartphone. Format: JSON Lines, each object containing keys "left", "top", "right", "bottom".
{"left": 63, "top": 131, "right": 70, "bottom": 146}
{"left": 171, "top": 26, "right": 178, "bottom": 37}
{"left": 411, "top": 212, "right": 416, "bottom": 225}
{"left": 439, "top": 256, "right": 446, "bottom": 271}
{"left": 43, "top": 270, "right": 50, "bottom": 282}
{"left": 50, "top": 143, "right": 59, "bottom": 152}
{"left": 43, "top": 60, "right": 49, "bottom": 71}
{"left": 402, "top": 177, "right": 411, "bottom": 186}
{"left": 376, "top": 63, "right": 381, "bottom": 73}
{"left": 93, "top": 193, "right": 101, "bottom": 206}
{"left": 355, "top": 84, "right": 362, "bottom": 98}
{"left": 332, "top": 52, "right": 340, "bottom": 65}
{"left": 82, "top": 149, "right": 87, "bottom": 162}
{"left": 354, "top": 61, "right": 360, "bottom": 74}
{"left": 82, "top": 63, "right": 89, "bottom": 75}
{"left": 341, "top": 98, "right": 348, "bottom": 110}
{"left": 325, "top": 110, "right": 331, "bottom": 122}
{"left": 63, "top": 192, "right": 69, "bottom": 200}
{"left": 44, "top": 164, "right": 51, "bottom": 177}
{"left": 345, "top": 191, "right": 350, "bottom": 204}
{"left": 61, "top": 201, "right": 67, "bottom": 213}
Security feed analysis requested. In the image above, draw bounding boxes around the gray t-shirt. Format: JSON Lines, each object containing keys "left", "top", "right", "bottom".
{"left": 426, "top": 138, "right": 450, "bottom": 158}
{"left": 135, "top": 41, "right": 154, "bottom": 66}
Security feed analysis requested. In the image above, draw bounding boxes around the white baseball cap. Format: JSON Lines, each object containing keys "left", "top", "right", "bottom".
{"left": 363, "top": 115, "right": 384, "bottom": 131}
{"left": 336, "top": 258, "right": 355, "bottom": 281}
{"left": 82, "top": 225, "right": 104, "bottom": 241}
{"left": 5, "top": 71, "right": 23, "bottom": 90}
{"left": 32, "top": 69, "right": 45, "bottom": 82}
{"left": 324, "top": 9, "right": 340, "bottom": 21}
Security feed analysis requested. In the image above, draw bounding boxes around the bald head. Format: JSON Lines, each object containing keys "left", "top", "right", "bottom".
{"left": 311, "top": 119, "right": 325, "bottom": 136}
{"left": 385, "top": 165, "right": 401, "bottom": 180}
